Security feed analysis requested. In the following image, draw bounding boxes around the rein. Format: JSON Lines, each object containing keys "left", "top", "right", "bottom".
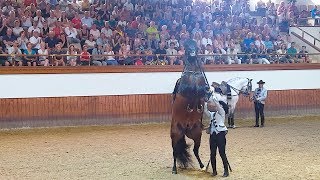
{"left": 228, "top": 78, "right": 252, "bottom": 97}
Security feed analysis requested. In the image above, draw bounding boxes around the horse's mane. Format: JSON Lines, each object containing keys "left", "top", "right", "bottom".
{"left": 227, "top": 77, "right": 246, "bottom": 84}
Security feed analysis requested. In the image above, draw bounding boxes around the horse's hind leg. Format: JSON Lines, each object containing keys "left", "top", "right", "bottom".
{"left": 187, "top": 125, "right": 204, "bottom": 169}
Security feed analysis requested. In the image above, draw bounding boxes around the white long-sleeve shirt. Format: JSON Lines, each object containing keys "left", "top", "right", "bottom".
{"left": 65, "top": 27, "right": 78, "bottom": 39}
{"left": 253, "top": 87, "right": 268, "bottom": 104}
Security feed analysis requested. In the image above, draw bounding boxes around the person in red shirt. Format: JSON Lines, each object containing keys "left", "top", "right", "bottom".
{"left": 71, "top": 12, "right": 82, "bottom": 29}
{"left": 52, "top": 21, "right": 62, "bottom": 37}
{"left": 24, "top": 0, "right": 37, "bottom": 7}
{"left": 80, "top": 45, "right": 91, "bottom": 66}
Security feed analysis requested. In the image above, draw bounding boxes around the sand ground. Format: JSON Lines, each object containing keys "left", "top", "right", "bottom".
{"left": 0, "top": 116, "right": 319, "bottom": 180}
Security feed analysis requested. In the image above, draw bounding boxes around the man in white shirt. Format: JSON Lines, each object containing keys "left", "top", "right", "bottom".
{"left": 81, "top": 11, "right": 93, "bottom": 28}
{"left": 29, "top": 31, "right": 42, "bottom": 49}
{"left": 123, "top": 0, "right": 134, "bottom": 11}
{"left": 166, "top": 42, "right": 179, "bottom": 65}
{"left": 226, "top": 45, "right": 241, "bottom": 64}
{"left": 250, "top": 80, "right": 268, "bottom": 127}
{"left": 201, "top": 31, "right": 213, "bottom": 49}
{"left": 28, "top": 22, "right": 41, "bottom": 37}
{"left": 65, "top": 23, "right": 80, "bottom": 44}
{"left": 101, "top": 22, "right": 113, "bottom": 38}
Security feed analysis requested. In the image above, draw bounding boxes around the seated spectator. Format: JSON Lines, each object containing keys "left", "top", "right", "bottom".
{"left": 104, "top": 44, "right": 118, "bottom": 65}
{"left": 204, "top": 44, "right": 214, "bottom": 65}
{"left": 8, "top": 41, "right": 23, "bottom": 66}
{"left": 58, "top": 33, "right": 68, "bottom": 49}
{"left": 71, "top": 12, "right": 82, "bottom": 29}
{"left": 146, "top": 21, "right": 159, "bottom": 40}
{"left": 45, "top": 31, "right": 59, "bottom": 50}
{"left": 298, "top": 45, "right": 309, "bottom": 63}
{"left": 17, "top": 31, "right": 28, "bottom": 52}
{"left": 242, "top": 32, "right": 254, "bottom": 51}
{"left": 144, "top": 49, "right": 155, "bottom": 65}
{"left": 244, "top": 43, "right": 259, "bottom": 64}
{"left": 277, "top": 44, "right": 289, "bottom": 63}
{"left": 28, "top": 21, "right": 41, "bottom": 37}
{"left": 263, "top": 35, "right": 274, "bottom": 51}
{"left": 310, "top": 5, "right": 320, "bottom": 25}
{"left": 52, "top": 43, "right": 66, "bottom": 66}
{"left": 101, "top": 22, "right": 113, "bottom": 38}
{"left": 118, "top": 43, "right": 133, "bottom": 65}
{"left": 166, "top": 42, "right": 180, "bottom": 65}
{"left": 80, "top": 45, "right": 91, "bottom": 66}
{"left": 226, "top": 44, "right": 241, "bottom": 65}
{"left": 37, "top": 42, "right": 49, "bottom": 66}
{"left": 89, "top": 24, "right": 101, "bottom": 40}
{"left": 84, "top": 34, "right": 96, "bottom": 52}
{"left": 257, "top": 44, "right": 270, "bottom": 64}
{"left": 134, "top": 50, "right": 144, "bottom": 66}
{"left": 91, "top": 44, "right": 106, "bottom": 66}
{"left": 96, "top": 33, "right": 109, "bottom": 47}
{"left": 3, "top": 28, "right": 17, "bottom": 50}
{"left": 81, "top": 11, "right": 93, "bottom": 28}
{"left": 24, "top": 42, "right": 37, "bottom": 66}
{"left": 201, "top": 31, "right": 213, "bottom": 50}
{"left": 12, "top": 20, "right": 24, "bottom": 37}
{"left": 94, "top": 15, "right": 104, "bottom": 29}
{"left": 65, "top": 23, "right": 80, "bottom": 45}
{"left": 159, "top": 25, "right": 170, "bottom": 40}
{"left": 52, "top": 21, "right": 63, "bottom": 37}
{"left": 67, "top": 44, "right": 78, "bottom": 66}
{"left": 0, "top": 46, "right": 9, "bottom": 66}
{"left": 29, "top": 31, "right": 42, "bottom": 50}
{"left": 147, "top": 33, "right": 159, "bottom": 51}
{"left": 287, "top": 42, "right": 299, "bottom": 63}
{"left": 154, "top": 42, "right": 167, "bottom": 64}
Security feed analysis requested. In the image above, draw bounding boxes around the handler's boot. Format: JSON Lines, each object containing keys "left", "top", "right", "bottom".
{"left": 211, "top": 158, "right": 217, "bottom": 176}
{"left": 222, "top": 160, "right": 229, "bottom": 177}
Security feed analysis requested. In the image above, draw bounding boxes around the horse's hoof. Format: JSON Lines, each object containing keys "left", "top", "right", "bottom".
{"left": 172, "top": 170, "right": 177, "bottom": 174}
{"left": 223, "top": 171, "right": 229, "bottom": 177}
{"left": 212, "top": 171, "right": 217, "bottom": 176}
{"left": 201, "top": 167, "right": 206, "bottom": 171}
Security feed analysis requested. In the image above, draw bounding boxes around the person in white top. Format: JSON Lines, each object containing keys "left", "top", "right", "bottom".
{"left": 28, "top": 21, "right": 41, "bottom": 37}
{"left": 226, "top": 45, "right": 241, "bottom": 64}
{"left": 101, "top": 22, "right": 113, "bottom": 38}
{"left": 104, "top": 44, "right": 118, "bottom": 65}
{"left": 207, "top": 96, "right": 231, "bottom": 177}
{"left": 29, "top": 31, "right": 42, "bottom": 49}
{"left": 89, "top": 24, "right": 101, "bottom": 40}
{"left": 8, "top": 41, "right": 23, "bottom": 66}
{"left": 65, "top": 23, "right": 81, "bottom": 44}
{"left": 37, "top": 42, "right": 49, "bottom": 66}
{"left": 34, "top": 10, "right": 45, "bottom": 29}
{"left": 204, "top": 44, "right": 215, "bottom": 64}
{"left": 12, "top": 20, "right": 24, "bottom": 37}
{"left": 67, "top": 44, "right": 78, "bottom": 66}
{"left": 201, "top": 31, "right": 213, "bottom": 49}
{"left": 123, "top": 0, "right": 134, "bottom": 11}
{"left": 166, "top": 42, "right": 179, "bottom": 65}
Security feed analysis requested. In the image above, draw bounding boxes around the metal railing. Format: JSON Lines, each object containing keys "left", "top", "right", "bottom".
{"left": 0, "top": 52, "right": 318, "bottom": 66}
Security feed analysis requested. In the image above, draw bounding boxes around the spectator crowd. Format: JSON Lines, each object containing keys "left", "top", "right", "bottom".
{"left": 0, "top": 0, "right": 316, "bottom": 66}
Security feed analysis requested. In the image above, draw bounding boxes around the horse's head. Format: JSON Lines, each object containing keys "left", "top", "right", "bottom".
{"left": 238, "top": 78, "right": 253, "bottom": 96}
{"left": 183, "top": 38, "right": 199, "bottom": 65}
{"left": 177, "top": 39, "right": 209, "bottom": 100}
{"left": 228, "top": 77, "right": 253, "bottom": 96}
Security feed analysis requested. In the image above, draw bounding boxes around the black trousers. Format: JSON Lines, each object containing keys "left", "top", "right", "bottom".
{"left": 254, "top": 102, "right": 265, "bottom": 126}
{"left": 210, "top": 131, "right": 229, "bottom": 172}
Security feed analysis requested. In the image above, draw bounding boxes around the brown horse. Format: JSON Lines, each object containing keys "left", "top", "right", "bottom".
{"left": 171, "top": 49, "right": 210, "bottom": 174}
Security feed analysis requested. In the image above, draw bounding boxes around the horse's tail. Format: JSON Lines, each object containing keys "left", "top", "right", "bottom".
{"left": 174, "top": 136, "right": 192, "bottom": 168}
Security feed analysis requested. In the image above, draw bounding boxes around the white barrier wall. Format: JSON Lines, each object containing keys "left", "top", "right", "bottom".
{"left": 1, "top": 69, "right": 319, "bottom": 99}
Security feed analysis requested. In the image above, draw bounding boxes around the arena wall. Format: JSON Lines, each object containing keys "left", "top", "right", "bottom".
{"left": 0, "top": 64, "right": 319, "bottom": 129}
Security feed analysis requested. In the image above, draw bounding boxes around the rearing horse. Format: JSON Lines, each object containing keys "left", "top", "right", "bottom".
{"left": 171, "top": 39, "right": 210, "bottom": 174}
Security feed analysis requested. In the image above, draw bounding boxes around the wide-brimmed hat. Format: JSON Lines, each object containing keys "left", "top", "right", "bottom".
{"left": 257, "top": 80, "right": 265, "bottom": 84}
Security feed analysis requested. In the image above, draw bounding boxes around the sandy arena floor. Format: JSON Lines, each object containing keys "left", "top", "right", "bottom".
{"left": 0, "top": 116, "right": 319, "bottom": 180}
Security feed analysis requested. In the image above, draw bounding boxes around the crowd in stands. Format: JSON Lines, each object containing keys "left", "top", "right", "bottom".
{"left": 0, "top": 0, "right": 316, "bottom": 66}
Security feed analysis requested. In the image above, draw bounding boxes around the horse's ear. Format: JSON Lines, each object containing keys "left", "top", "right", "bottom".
{"left": 249, "top": 79, "right": 253, "bottom": 82}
